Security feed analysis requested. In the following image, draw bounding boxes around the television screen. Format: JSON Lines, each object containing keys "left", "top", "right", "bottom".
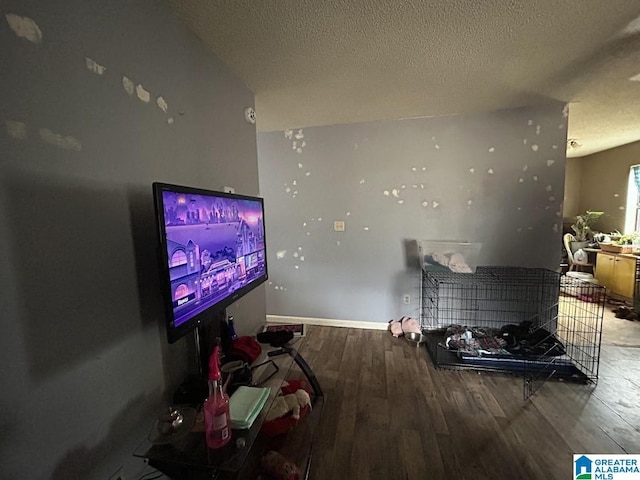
{"left": 153, "top": 183, "right": 268, "bottom": 343}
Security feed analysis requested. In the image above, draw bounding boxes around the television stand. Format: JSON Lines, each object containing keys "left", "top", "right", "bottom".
{"left": 267, "top": 346, "right": 322, "bottom": 398}
{"left": 172, "top": 375, "right": 209, "bottom": 405}
{"left": 172, "top": 322, "right": 222, "bottom": 405}
{"left": 134, "top": 339, "right": 323, "bottom": 480}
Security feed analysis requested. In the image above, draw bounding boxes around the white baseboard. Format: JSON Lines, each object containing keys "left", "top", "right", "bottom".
{"left": 266, "top": 315, "right": 389, "bottom": 331}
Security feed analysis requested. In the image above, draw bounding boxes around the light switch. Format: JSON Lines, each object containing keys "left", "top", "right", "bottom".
{"left": 334, "top": 221, "right": 345, "bottom": 232}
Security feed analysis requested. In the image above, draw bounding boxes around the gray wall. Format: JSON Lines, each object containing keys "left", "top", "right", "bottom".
{"left": 258, "top": 104, "right": 567, "bottom": 323}
{"left": 0, "top": 1, "right": 263, "bottom": 478}
{"left": 576, "top": 140, "right": 640, "bottom": 233}
{"left": 563, "top": 157, "right": 583, "bottom": 222}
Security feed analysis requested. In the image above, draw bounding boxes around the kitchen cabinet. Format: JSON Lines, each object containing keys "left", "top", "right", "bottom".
{"left": 595, "top": 252, "right": 637, "bottom": 299}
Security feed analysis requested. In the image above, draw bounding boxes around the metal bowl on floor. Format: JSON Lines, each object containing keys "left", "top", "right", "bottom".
{"left": 405, "top": 331, "right": 427, "bottom": 346}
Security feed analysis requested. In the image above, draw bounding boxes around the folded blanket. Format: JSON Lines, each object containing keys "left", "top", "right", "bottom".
{"left": 229, "top": 386, "right": 270, "bottom": 429}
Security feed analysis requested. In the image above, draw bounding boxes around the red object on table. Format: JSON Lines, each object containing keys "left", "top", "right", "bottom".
{"left": 261, "top": 379, "right": 312, "bottom": 437}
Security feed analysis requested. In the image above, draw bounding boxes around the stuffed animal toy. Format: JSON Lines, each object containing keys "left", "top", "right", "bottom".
{"left": 388, "top": 318, "right": 403, "bottom": 337}
{"left": 264, "top": 389, "right": 311, "bottom": 422}
{"left": 388, "top": 316, "right": 421, "bottom": 337}
{"left": 401, "top": 316, "right": 421, "bottom": 334}
{"left": 260, "top": 450, "right": 300, "bottom": 480}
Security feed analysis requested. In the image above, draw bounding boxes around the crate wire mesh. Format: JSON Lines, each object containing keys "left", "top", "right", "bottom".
{"left": 421, "top": 267, "right": 559, "bottom": 330}
{"left": 420, "top": 267, "right": 604, "bottom": 397}
{"left": 556, "top": 276, "right": 605, "bottom": 379}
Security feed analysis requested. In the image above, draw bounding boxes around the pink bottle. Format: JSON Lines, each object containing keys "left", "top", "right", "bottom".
{"left": 204, "top": 344, "right": 231, "bottom": 449}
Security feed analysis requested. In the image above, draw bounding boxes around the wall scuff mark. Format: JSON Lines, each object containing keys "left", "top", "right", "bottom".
{"left": 85, "top": 57, "right": 106, "bottom": 75}
{"left": 156, "top": 96, "right": 168, "bottom": 113}
{"left": 5, "top": 13, "right": 42, "bottom": 44}
{"left": 122, "top": 76, "right": 134, "bottom": 95}
{"left": 39, "top": 128, "right": 82, "bottom": 151}
{"left": 5, "top": 120, "right": 28, "bottom": 140}
{"left": 136, "top": 84, "right": 150, "bottom": 103}
{"left": 284, "top": 129, "right": 306, "bottom": 152}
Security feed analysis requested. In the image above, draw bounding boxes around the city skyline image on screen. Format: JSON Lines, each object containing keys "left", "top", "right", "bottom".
{"left": 159, "top": 188, "right": 266, "bottom": 330}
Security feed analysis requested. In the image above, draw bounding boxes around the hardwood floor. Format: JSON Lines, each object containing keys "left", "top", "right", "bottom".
{"left": 294, "top": 305, "right": 640, "bottom": 480}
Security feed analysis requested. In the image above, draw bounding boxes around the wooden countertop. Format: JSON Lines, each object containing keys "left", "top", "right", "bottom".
{"left": 589, "top": 248, "right": 640, "bottom": 260}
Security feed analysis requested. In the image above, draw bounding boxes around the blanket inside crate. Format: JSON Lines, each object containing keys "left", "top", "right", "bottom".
{"left": 444, "top": 321, "right": 566, "bottom": 359}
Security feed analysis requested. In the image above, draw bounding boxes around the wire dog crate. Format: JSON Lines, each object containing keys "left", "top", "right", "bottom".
{"left": 421, "top": 267, "right": 604, "bottom": 398}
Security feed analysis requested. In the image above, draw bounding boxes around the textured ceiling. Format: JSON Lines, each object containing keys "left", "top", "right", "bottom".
{"left": 166, "top": 0, "right": 640, "bottom": 158}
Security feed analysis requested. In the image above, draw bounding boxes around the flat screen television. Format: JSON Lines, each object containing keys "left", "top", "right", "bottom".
{"left": 153, "top": 182, "right": 268, "bottom": 343}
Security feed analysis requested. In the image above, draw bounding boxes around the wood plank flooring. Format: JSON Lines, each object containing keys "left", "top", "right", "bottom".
{"left": 294, "top": 306, "right": 640, "bottom": 480}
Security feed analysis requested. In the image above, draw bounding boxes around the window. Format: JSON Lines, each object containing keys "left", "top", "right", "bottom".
{"left": 170, "top": 250, "right": 187, "bottom": 267}
{"left": 174, "top": 284, "right": 189, "bottom": 301}
{"left": 625, "top": 165, "right": 640, "bottom": 232}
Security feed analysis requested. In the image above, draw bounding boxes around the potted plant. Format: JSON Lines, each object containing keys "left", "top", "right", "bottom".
{"left": 570, "top": 210, "right": 604, "bottom": 251}
{"left": 614, "top": 232, "right": 639, "bottom": 245}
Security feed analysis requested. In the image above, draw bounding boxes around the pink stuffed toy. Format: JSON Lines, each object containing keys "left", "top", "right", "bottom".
{"left": 401, "top": 316, "right": 421, "bottom": 334}
{"left": 389, "top": 318, "right": 403, "bottom": 337}
{"left": 389, "top": 316, "right": 421, "bottom": 337}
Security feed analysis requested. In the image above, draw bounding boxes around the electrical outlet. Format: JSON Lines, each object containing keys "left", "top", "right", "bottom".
{"left": 403, "top": 294, "right": 411, "bottom": 304}
{"left": 334, "top": 220, "right": 345, "bottom": 232}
